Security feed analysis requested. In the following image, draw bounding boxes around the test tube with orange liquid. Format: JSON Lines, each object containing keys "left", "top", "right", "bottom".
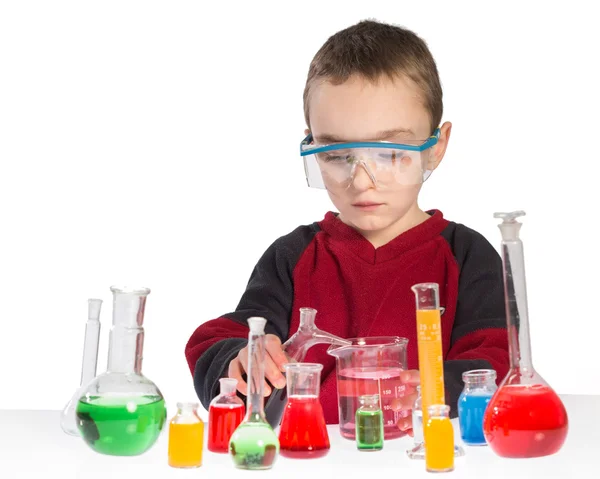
{"left": 411, "top": 283, "right": 460, "bottom": 472}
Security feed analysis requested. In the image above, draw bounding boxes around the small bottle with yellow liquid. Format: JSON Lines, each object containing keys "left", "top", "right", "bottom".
{"left": 424, "top": 405, "right": 454, "bottom": 473}
{"left": 168, "top": 402, "right": 204, "bottom": 468}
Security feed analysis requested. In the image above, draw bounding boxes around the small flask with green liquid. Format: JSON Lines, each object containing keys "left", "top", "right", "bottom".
{"left": 76, "top": 286, "right": 167, "bottom": 456}
{"left": 356, "top": 394, "right": 384, "bottom": 451}
{"left": 228, "top": 317, "right": 279, "bottom": 469}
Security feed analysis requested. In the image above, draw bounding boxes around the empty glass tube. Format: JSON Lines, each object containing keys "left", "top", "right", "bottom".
{"left": 60, "top": 299, "right": 103, "bottom": 435}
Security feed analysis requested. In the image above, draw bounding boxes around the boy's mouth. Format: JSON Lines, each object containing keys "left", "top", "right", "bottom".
{"left": 352, "top": 201, "right": 384, "bottom": 211}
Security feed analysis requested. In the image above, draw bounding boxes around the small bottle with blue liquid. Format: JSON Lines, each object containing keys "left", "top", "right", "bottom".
{"left": 457, "top": 369, "right": 497, "bottom": 445}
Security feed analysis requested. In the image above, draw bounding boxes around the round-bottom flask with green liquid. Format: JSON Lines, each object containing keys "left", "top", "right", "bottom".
{"left": 229, "top": 318, "right": 280, "bottom": 469}
{"left": 76, "top": 286, "right": 167, "bottom": 456}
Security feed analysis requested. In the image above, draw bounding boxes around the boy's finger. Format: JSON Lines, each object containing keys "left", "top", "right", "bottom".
{"left": 391, "top": 392, "right": 418, "bottom": 411}
{"left": 265, "top": 336, "right": 289, "bottom": 372}
{"left": 263, "top": 354, "right": 286, "bottom": 391}
{"left": 401, "top": 370, "right": 421, "bottom": 385}
{"left": 228, "top": 359, "right": 248, "bottom": 396}
{"left": 397, "top": 416, "right": 412, "bottom": 432}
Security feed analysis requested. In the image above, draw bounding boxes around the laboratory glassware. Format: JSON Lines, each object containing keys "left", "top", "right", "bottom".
{"left": 229, "top": 317, "right": 280, "bottom": 470}
{"left": 265, "top": 307, "right": 350, "bottom": 428}
{"left": 406, "top": 385, "right": 424, "bottom": 458}
{"left": 208, "top": 378, "right": 245, "bottom": 453}
{"left": 424, "top": 404, "right": 454, "bottom": 473}
{"left": 458, "top": 369, "right": 496, "bottom": 445}
{"left": 328, "top": 336, "right": 409, "bottom": 440}
{"left": 278, "top": 362, "right": 330, "bottom": 458}
{"left": 76, "top": 286, "right": 167, "bottom": 456}
{"left": 355, "top": 394, "right": 384, "bottom": 451}
{"left": 483, "top": 211, "right": 568, "bottom": 458}
{"left": 168, "top": 402, "right": 204, "bottom": 468}
{"left": 61, "top": 298, "right": 102, "bottom": 436}
{"left": 410, "top": 283, "right": 464, "bottom": 459}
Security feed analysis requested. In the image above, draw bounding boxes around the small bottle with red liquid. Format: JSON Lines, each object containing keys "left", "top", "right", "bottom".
{"left": 207, "top": 378, "right": 245, "bottom": 453}
{"left": 483, "top": 211, "right": 568, "bottom": 458}
{"left": 278, "top": 362, "right": 330, "bottom": 459}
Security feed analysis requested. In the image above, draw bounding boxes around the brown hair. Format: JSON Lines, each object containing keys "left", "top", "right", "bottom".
{"left": 303, "top": 19, "right": 443, "bottom": 134}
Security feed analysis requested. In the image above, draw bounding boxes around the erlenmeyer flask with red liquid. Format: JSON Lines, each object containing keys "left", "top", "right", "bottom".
{"left": 278, "top": 363, "right": 330, "bottom": 458}
{"left": 483, "top": 211, "right": 568, "bottom": 458}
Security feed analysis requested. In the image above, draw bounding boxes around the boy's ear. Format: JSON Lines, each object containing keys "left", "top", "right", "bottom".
{"left": 427, "top": 121, "right": 452, "bottom": 170}
{"left": 304, "top": 128, "right": 310, "bottom": 136}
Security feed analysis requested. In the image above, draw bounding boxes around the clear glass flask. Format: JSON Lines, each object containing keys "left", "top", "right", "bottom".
{"left": 265, "top": 307, "right": 350, "bottom": 428}
{"left": 483, "top": 211, "right": 568, "bottom": 458}
{"left": 278, "top": 363, "right": 330, "bottom": 458}
{"left": 458, "top": 369, "right": 497, "bottom": 445}
{"left": 76, "top": 286, "right": 167, "bottom": 456}
{"left": 355, "top": 394, "right": 384, "bottom": 451}
{"left": 61, "top": 298, "right": 103, "bottom": 436}
{"left": 208, "top": 378, "right": 245, "bottom": 453}
{"left": 168, "top": 402, "right": 204, "bottom": 468}
{"left": 229, "top": 317, "right": 280, "bottom": 470}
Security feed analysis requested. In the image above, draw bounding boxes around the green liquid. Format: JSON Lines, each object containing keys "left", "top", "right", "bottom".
{"left": 356, "top": 410, "right": 384, "bottom": 451}
{"left": 229, "top": 421, "right": 279, "bottom": 469}
{"left": 76, "top": 395, "right": 166, "bottom": 456}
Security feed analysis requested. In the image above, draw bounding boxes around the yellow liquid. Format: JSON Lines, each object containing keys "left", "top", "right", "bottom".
{"left": 416, "top": 309, "right": 445, "bottom": 423}
{"left": 424, "top": 417, "right": 454, "bottom": 472}
{"left": 168, "top": 421, "right": 204, "bottom": 468}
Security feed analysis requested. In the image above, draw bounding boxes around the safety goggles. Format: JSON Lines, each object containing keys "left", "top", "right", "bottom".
{"left": 300, "top": 129, "right": 440, "bottom": 189}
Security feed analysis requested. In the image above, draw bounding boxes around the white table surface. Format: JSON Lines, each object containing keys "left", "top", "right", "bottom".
{"left": 2, "top": 394, "right": 599, "bottom": 479}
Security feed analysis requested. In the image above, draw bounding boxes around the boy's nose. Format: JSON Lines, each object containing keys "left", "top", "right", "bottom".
{"left": 351, "top": 161, "right": 377, "bottom": 190}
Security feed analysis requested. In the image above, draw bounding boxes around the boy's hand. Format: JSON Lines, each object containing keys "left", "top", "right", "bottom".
{"left": 392, "top": 369, "right": 421, "bottom": 436}
{"left": 227, "top": 334, "right": 289, "bottom": 396}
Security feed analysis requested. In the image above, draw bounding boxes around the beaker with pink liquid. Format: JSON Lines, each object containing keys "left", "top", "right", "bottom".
{"left": 327, "top": 336, "right": 409, "bottom": 440}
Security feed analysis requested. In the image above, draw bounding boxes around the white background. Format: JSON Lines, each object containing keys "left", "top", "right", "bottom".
{"left": 1, "top": 0, "right": 598, "bottom": 416}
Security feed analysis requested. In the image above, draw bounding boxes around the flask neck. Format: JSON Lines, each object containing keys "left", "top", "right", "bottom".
{"left": 501, "top": 240, "right": 535, "bottom": 376}
{"left": 245, "top": 330, "right": 267, "bottom": 419}
{"left": 107, "top": 288, "right": 149, "bottom": 374}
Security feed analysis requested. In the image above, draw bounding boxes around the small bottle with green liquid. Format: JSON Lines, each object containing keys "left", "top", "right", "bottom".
{"left": 75, "top": 286, "right": 167, "bottom": 456}
{"left": 356, "top": 394, "right": 384, "bottom": 451}
{"left": 228, "top": 317, "right": 280, "bottom": 469}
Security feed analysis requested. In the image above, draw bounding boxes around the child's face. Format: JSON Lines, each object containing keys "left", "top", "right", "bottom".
{"left": 307, "top": 74, "right": 449, "bottom": 235}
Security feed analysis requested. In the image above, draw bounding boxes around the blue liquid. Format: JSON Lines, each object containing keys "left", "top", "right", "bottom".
{"left": 457, "top": 392, "right": 492, "bottom": 445}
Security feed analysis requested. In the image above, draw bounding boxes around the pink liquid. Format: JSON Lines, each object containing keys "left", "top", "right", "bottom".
{"left": 278, "top": 396, "right": 330, "bottom": 459}
{"left": 337, "top": 367, "right": 408, "bottom": 440}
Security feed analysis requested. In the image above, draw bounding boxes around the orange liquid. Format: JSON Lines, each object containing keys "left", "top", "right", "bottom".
{"left": 416, "top": 309, "right": 445, "bottom": 423}
{"left": 168, "top": 421, "right": 204, "bottom": 468}
{"left": 424, "top": 417, "right": 454, "bottom": 472}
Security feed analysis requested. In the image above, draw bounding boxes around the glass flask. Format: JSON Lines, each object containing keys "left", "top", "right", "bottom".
{"left": 229, "top": 317, "right": 280, "bottom": 470}
{"left": 406, "top": 385, "right": 424, "bottom": 458}
{"left": 61, "top": 298, "right": 103, "bottom": 436}
{"left": 483, "top": 211, "right": 568, "bottom": 458}
{"left": 410, "top": 283, "right": 464, "bottom": 459}
{"left": 355, "top": 394, "right": 384, "bottom": 451}
{"left": 458, "top": 369, "right": 497, "bottom": 445}
{"left": 75, "top": 286, "right": 167, "bottom": 456}
{"left": 327, "top": 336, "right": 408, "bottom": 440}
{"left": 278, "top": 363, "right": 330, "bottom": 458}
{"left": 168, "top": 402, "right": 204, "bottom": 468}
{"left": 208, "top": 378, "right": 245, "bottom": 453}
{"left": 424, "top": 405, "right": 454, "bottom": 473}
{"left": 265, "top": 307, "right": 350, "bottom": 428}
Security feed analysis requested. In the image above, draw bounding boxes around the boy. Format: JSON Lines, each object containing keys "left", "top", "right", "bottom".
{"left": 185, "top": 19, "right": 508, "bottom": 433}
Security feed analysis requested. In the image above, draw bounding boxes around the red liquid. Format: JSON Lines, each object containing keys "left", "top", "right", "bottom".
{"left": 483, "top": 384, "right": 568, "bottom": 458}
{"left": 278, "top": 395, "right": 330, "bottom": 458}
{"left": 207, "top": 403, "right": 245, "bottom": 453}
